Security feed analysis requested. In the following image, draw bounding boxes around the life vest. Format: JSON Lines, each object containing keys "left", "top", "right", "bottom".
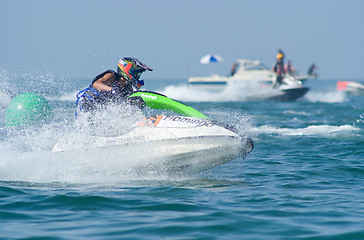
{"left": 274, "top": 61, "right": 285, "bottom": 76}
{"left": 75, "top": 70, "right": 133, "bottom": 116}
{"left": 91, "top": 70, "right": 117, "bottom": 85}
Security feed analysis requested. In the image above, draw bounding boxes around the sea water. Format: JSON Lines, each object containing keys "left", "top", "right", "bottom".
{"left": 0, "top": 75, "right": 364, "bottom": 239}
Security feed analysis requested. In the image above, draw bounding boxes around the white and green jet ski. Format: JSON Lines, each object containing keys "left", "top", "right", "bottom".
{"left": 52, "top": 91, "right": 253, "bottom": 174}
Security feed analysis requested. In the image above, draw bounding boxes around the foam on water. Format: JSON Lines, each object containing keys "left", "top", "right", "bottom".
{"left": 0, "top": 101, "right": 254, "bottom": 183}
{"left": 159, "top": 81, "right": 282, "bottom": 102}
{"left": 253, "top": 124, "right": 359, "bottom": 136}
{"left": 0, "top": 69, "right": 14, "bottom": 108}
{"left": 0, "top": 90, "right": 12, "bottom": 108}
{"left": 46, "top": 90, "right": 79, "bottom": 102}
{"left": 304, "top": 90, "right": 347, "bottom": 103}
{"left": 158, "top": 80, "right": 350, "bottom": 104}
{"left": 283, "top": 110, "right": 312, "bottom": 116}
{"left": 0, "top": 104, "right": 152, "bottom": 183}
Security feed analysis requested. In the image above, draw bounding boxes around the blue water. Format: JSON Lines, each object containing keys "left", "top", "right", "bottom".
{"left": 1, "top": 75, "right": 364, "bottom": 239}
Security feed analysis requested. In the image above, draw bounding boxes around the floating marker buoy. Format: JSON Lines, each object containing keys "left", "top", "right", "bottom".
{"left": 5, "top": 93, "right": 53, "bottom": 127}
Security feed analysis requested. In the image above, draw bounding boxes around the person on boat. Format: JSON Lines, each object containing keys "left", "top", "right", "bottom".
{"left": 272, "top": 50, "right": 285, "bottom": 88}
{"left": 230, "top": 61, "right": 239, "bottom": 76}
{"left": 285, "top": 60, "right": 295, "bottom": 76}
{"left": 308, "top": 63, "right": 318, "bottom": 78}
{"left": 76, "top": 57, "right": 153, "bottom": 114}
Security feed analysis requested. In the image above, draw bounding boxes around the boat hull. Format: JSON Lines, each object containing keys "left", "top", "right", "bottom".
{"left": 52, "top": 116, "right": 253, "bottom": 175}
{"left": 188, "top": 78, "right": 309, "bottom": 101}
{"left": 265, "top": 87, "right": 310, "bottom": 101}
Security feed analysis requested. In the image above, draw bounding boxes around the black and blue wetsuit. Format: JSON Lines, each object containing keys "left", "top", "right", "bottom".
{"left": 76, "top": 70, "right": 133, "bottom": 114}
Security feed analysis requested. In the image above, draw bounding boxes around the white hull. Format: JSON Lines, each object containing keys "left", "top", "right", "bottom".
{"left": 52, "top": 116, "right": 253, "bottom": 174}
{"left": 188, "top": 77, "right": 309, "bottom": 102}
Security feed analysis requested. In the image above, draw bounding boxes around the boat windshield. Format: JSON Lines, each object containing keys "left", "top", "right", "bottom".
{"left": 242, "top": 62, "right": 269, "bottom": 71}
{"left": 241, "top": 61, "right": 269, "bottom": 71}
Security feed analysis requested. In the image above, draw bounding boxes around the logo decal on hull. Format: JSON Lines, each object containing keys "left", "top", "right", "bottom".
{"left": 137, "top": 115, "right": 163, "bottom": 127}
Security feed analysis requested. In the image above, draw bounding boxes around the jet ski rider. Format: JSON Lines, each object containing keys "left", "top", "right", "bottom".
{"left": 76, "top": 57, "right": 153, "bottom": 114}
{"left": 272, "top": 50, "right": 285, "bottom": 88}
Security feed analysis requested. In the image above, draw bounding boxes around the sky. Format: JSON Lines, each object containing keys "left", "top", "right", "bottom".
{"left": 1, "top": 0, "right": 364, "bottom": 81}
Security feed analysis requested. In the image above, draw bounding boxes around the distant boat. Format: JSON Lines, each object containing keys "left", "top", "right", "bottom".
{"left": 337, "top": 81, "right": 364, "bottom": 95}
{"left": 188, "top": 59, "right": 310, "bottom": 85}
{"left": 188, "top": 59, "right": 309, "bottom": 101}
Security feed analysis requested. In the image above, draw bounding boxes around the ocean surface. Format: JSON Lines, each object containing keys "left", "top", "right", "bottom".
{"left": 0, "top": 75, "right": 364, "bottom": 240}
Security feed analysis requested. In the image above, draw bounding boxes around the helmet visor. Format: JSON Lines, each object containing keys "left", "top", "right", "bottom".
{"left": 129, "top": 68, "right": 144, "bottom": 80}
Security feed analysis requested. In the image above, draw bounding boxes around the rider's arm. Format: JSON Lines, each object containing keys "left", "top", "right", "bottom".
{"left": 272, "top": 63, "right": 277, "bottom": 73}
{"left": 92, "top": 73, "right": 115, "bottom": 91}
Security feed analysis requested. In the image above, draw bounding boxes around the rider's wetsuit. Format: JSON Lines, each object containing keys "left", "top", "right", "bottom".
{"left": 76, "top": 70, "right": 133, "bottom": 114}
{"left": 273, "top": 61, "right": 285, "bottom": 88}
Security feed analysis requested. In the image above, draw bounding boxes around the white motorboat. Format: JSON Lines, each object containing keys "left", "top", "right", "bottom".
{"left": 188, "top": 59, "right": 309, "bottom": 101}
{"left": 188, "top": 59, "right": 310, "bottom": 85}
{"left": 337, "top": 81, "right": 364, "bottom": 95}
{"left": 52, "top": 91, "right": 254, "bottom": 174}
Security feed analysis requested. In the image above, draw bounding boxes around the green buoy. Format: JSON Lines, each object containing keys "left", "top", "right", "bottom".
{"left": 5, "top": 93, "right": 53, "bottom": 127}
